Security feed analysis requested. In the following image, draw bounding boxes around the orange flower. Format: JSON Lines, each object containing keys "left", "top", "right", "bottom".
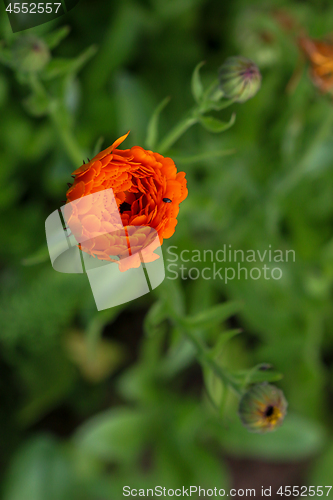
{"left": 299, "top": 36, "right": 333, "bottom": 93}
{"left": 64, "top": 132, "right": 188, "bottom": 271}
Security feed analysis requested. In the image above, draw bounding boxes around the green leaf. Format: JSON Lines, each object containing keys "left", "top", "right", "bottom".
{"left": 310, "top": 440, "right": 333, "bottom": 496}
{"left": 204, "top": 98, "right": 235, "bottom": 111}
{"left": 0, "top": 73, "right": 8, "bottom": 108}
{"left": 247, "top": 363, "right": 282, "bottom": 383}
{"left": 145, "top": 96, "right": 170, "bottom": 150}
{"left": 116, "top": 364, "right": 156, "bottom": 402}
{"left": 183, "top": 443, "right": 229, "bottom": 490}
{"left": 92, "top": 136, "right": 104, "bottom": 157}
{"left": 0, "top": 269, "right": 87, "bottom": 356}
{"left": 180, "top": 301, "right": 241, "bottom": 331}
{"left": 144, "top": 300, "right": 168, "bottom": 336}
{"left": 158, "top": 278, "right": 186, "bottom": 318}
{"left": 23, "top": 93, "right": 50, "bottom": 117}
{"left": 43, "top": 26, "right": 71, "bottom": 50}
{"left": 191, "top": 61, "right": 205, "bottom": 104}
{"left": 87, "top": 2, "right": 150, "bottom": 91}
{"left": 74, "top": 408, "right": 151, "bottom": 463}
{"left": 159, "top": 334, "right": 197, "bottom": 378}
{"left": 199, "top": 113, "right": 236, "bottom": 133}
{"left": 217, "top": 414, "right": 325, "bottom": 461}
{"left": 0, "top": 43, "right": 14, "bottom": 69}
{"left": 202, "top": 362, "right": 226, "bottom": 413}
{"left": 17, "top": 346, "right": 75, "bottom": 427}
{"left": 85, "top": 305, "right": 125, "bottom": 354}
{"left": 41, "top": 45, "right": 97, "bottom": 80}
{"left": 211, "top": 329, "right": 242, "bottom": 357}
{"left": 3, "top": 436, "right": 75, "bottom": 500}
{"left": 0, "top": 179, "right": 22, "bottom": 209}
{"left": 21, "top": 245, "right": 50, "bottom": 266}
{"left": 232, "top": 368, "right": 284, "bottom": 386}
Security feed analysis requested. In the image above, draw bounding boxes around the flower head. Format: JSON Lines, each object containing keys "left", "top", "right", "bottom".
{"left": 12, "top": 35, "right": 50, "bottom": 73}
{"left": 238, "top": 383, "right": 287, "bottom": 433}
{"left": 65, "top": 132, "right": 187, "bottom": 271}
{"left": 298, "top": 36, "right": 333, "bottom": 94}
{"left": 218, "top": 56, "right": 261, "bottom": 103}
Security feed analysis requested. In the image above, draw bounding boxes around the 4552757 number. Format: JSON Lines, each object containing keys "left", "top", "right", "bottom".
{"left": 5, "top": 3, "right": 62, "bottom": 14}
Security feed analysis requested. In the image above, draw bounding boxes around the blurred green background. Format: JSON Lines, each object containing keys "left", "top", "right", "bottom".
{"left": 1, "top": 0, "right": 333, "bottom": 498}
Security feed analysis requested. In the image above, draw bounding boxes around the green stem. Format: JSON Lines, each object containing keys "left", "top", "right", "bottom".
{"left": 180, "top": 324, "right": 243, "bottom": 397}
{"left": 157, "top": 113, "right": 199, "bottom": 154}
{"left": 49, "top": 102, "right": 84, "bottom": 167}
{"left": 156, "top": 76, "right": 234, "bottom": 154}
{"left": 266, "top": 106, "right": 333, "bottom": 235}
{"left": 28, "top": 73, "right": 83, "bottom": 167}
{"left": 28, "top": 72, "right": 45, "bottom": 96}
{"left": 274, "top": 106, "right": 333, "bottom": 197}
{"left": 156, "top": 100, "right": 234, "bottom": 155}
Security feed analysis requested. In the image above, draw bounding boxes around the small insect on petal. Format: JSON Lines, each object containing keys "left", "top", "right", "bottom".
{"left": 163, "top": 198, "right": 172, "bottom": 203}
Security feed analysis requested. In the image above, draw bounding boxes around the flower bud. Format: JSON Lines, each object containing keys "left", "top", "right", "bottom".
{"left": 238, "top": 383, "right": 287, "bottom": 433}
{"left": 218, "top": 56, "right": 261, "bottom": 103}
{"left": 12, "top": 35, "right": 50, "bottom": 73}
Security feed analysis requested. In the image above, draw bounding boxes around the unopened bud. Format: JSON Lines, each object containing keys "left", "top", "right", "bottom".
{"left": 218, "top": 56, "right": 261, "bottom": 103}
{"left": 238, "top": 383, "right": 287, "bottom": 433}
{"left": 12, "top": 35, "right": 50, "bottom": 73}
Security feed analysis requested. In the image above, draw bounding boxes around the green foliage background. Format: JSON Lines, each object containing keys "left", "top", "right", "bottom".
{"left": 1, "top": 0, "right": 333, "bottom": 497}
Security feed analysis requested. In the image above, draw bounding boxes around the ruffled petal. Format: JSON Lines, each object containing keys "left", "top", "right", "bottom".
{"left": 65, "top": 132, "right": 187, "bottom": 272}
